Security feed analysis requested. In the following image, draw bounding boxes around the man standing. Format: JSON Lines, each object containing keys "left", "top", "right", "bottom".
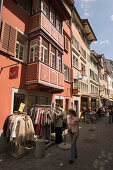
{"left": 54, "top": 100, "right": 64, "bottom": 144}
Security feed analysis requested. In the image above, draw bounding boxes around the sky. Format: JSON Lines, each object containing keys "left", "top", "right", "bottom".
{"left": 74, "top": 0, "right": 113, "bottom": 60}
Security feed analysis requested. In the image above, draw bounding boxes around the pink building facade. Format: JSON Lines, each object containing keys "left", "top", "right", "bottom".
{"left": 0, "top": 0, "right": 70, "bottom": 151}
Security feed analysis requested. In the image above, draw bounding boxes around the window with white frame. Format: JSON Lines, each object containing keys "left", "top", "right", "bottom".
{"left": 50, "top": 46, "right": 55, "bottom": 68}
{"left": 73, "top": 53, "right": 79, "bottom": 69}
{"left": 56, "top": 17, "right": 62, "bottom": 33}
{"left": 16, "top": 42, "right": 24, "bottom": 61}
{"left": 81, "top": 63, "right": 86, "bottom": 76}
{"left": 29, "top": 39, "right": 38, "bottom": 63}
{"left": 41, "top": 39, "right": 48, "bottom": 64}
{"left": 57, "top": 52, "right": 62, "bottom": 72}
{"left": 51, "top": 9, "right": 55, "bottom": 26}
{"left": 32, "top": 0, "right": 40, "bottom": 15}
{"left": 42, "top": 0, "right": 49, "bottom": 18}
{"left": 16, "top": 32, "right": 27, "bottom": 63}
{"left": 64, "top": 64, "right": 69, "bottom": 81}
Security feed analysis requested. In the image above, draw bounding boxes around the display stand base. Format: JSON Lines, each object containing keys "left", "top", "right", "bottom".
{"left": 58, "top": 143, "right": 71, "bottom": 150}
{"left": 8, "top": 145, "right": 33, "bottom": 159}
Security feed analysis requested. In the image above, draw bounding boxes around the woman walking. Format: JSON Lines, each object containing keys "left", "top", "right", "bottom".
{"left": 67, "top": 109, "right": 79, "bottom": 163}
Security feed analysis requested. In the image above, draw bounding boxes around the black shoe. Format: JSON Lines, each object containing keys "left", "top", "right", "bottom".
{"left": 69, "top": 160, "right": 74, "bottom": 164}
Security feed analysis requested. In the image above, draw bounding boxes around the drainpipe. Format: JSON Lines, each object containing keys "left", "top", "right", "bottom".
{"left": 70, "top": 4, "right": 74, "bottom": 98}
{"left": 0, "top": 0, "right": 3, "bottom": 30}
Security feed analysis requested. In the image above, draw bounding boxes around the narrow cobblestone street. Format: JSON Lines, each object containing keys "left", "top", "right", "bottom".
{"left": 0, "top": 115, "right": 113, "bottom": 170}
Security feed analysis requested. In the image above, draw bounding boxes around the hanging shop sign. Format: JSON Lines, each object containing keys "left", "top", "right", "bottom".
{"left": 73, "top": 88, "right": 78, "bottom": 95}
{"left": 18, "top": 103, "right": 25, "bottom": 112}
{"left": 9, "top": 66, "right": 18, "bottom": 79}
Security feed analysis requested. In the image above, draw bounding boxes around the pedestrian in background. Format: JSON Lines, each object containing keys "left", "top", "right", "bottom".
{"left": 53, "top": 100, "right": 64, "bottom": 144}
{"left": 81, "top": 107, "right": 86, "bottom": 123}
{"left": 67, "top": 109, "right": 79, "bottom": 164}
{"left": 108, "top": 106, "right": 113, "bottom": 123}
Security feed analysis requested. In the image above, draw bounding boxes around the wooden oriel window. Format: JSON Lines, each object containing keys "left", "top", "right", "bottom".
{"left": 51, "top": 9, "right": 55, "bottom": 26}
{"left": 41, "top": 38, "right": 49, "bottom": 64}
{"left": 42, "top": 0, "right": 49, "bottom": 19}
{"left": 17, "top": 0, "right": 31, "bottom": 15}
{"left": 32, "top": 0, "right": 40, "bottom": 15}
{"left": 29, "top": 39, "right": 39, "bottom": 63}
{"left": 57, "top": 52, "right": 62, "bottom": 72}
{"left": 56, "top": 17, "right": 62, "bottom": 34}
{"left": 50, "top": 46, "right": 55, "bottom": 69}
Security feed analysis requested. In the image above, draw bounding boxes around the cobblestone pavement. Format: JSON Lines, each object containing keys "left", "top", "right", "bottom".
{"left": 0, "top": 115, "right": 113, "bottom": 170}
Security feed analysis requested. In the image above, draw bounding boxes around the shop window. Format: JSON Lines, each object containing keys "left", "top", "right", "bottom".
{"left": 51, "top": 9, "right": 55, "bottom": 26}
{"left": 42, "top": 0, "right": 49, "bottom": 19}
{"left": 16, "top": 32, "right": 28, "bottom": 63}
{"left": 56, "top": 17, "right": 62, "bottom": 34}
{"left": 32, "top": 0, "right": 40, "bottom": 15}
{"left": 41, "top": 39, "right": 49, "bottom": 64}
{"left": 13, "top": 94, "right": 25, "bottom": 112}
{"left": 57, "top": 52, "right": 62, "bottom": 72}
{"left": 29, "top": 39, "right": 39, "bottom": 63}
{"left": 50, "top": 46, "right": 55, "bottom": 69}
{"left": 55, "top": 99, "right": 63, "bottom": 108}
{"left": 17, "top": 0, "right": 31, "bottom": 16}
{"left": 64, "top": 64, "right": 69, "bottom": 81}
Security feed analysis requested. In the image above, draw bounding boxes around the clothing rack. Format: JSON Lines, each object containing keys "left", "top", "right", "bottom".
{"left": 33, "top": 104, "right": 55, "bottom": 147}
{"left": 9, "top": 111, "right": 33, "bottom": 159}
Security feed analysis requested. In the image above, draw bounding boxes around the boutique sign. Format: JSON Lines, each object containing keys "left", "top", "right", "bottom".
{"left": 9, "top": 66, "right": 18, "bottom": 79}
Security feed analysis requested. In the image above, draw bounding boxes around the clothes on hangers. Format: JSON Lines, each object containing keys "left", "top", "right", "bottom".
{"left": 31, "top": 107, "right": 53, "bottom": 138}
{"left": 3, "top": 113, "right": 35, "bottom": 145}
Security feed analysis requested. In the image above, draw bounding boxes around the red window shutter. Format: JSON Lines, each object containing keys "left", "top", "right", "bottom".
{"left": 8, "top": 26, "right": 17, "bottom": 56}
{"left": 0, "top": 21, "right": 10, "bottom": 53}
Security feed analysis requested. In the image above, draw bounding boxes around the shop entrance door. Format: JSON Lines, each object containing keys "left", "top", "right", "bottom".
{"left": 13, "top": 94, "right": 25, "bottom": 112}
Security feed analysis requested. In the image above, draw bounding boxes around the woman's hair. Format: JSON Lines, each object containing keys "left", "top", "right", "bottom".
{"left": 68, "top": 109, "right": 77, "bottom": 116}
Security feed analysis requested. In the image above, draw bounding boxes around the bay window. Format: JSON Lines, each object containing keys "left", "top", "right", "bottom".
{"left": 41, "top": 39, "right": 48, "bottom": 64}
{"left": 32, "top": 0, "right": 40, "bottom": 15}
{"left": 42, "top": 0, "right": 49, "bottom": 18}
{"left": 51, "top": 9, "right": 55, "bottom": 26}
{"left": 50, "top": 46, "right": 55, "bottom": 68}
{"left": 57, "top": 52, "right": 62, "bottom": 72}
{"left": 56, "top": 17, "right": 62, "bottom": 34}
{"left": 29, "top": 39, "right": 39, "bottom": 63}
{"left": 17, "top": 0, "right": 31, "bottom": 15}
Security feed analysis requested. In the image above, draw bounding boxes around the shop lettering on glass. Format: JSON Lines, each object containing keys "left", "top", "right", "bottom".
{"left": 9, "top": 66, "right": 18, "bottom": 79}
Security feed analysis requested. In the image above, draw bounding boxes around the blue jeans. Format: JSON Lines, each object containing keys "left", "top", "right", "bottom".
{"left": 69, "top": 132, "right": 77, "bottom": 161}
